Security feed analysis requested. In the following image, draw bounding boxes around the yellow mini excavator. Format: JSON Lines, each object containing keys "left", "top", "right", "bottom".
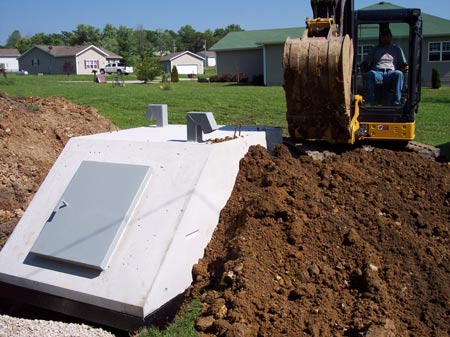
{"left": 283, "top": 0, "right": 423, "bottom": 144}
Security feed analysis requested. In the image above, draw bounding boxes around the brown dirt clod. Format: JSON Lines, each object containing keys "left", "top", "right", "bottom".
{"left": 187, "top": 144, "right": 450, "bottom": 337}
{"left": 0, "top": 93, "right": 117, "bottom": 247}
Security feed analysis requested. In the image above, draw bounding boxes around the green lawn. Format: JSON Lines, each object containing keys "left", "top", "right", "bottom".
{"left": 0, "top": 73, "right": 449, "bottom": 151}
{"left": 0, "top": 74, "right": 286, "bottom": 130}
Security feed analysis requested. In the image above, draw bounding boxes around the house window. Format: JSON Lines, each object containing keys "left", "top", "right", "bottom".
{"left": 31, "top": 58, "right": 40, "bottom": 67}
{"left": 84, "top": 59, "right": 99, "bottom": 69}
{"left": 356, "top": 44, "right": 373, "bottom": 64}
{"left": 429, "top": 41, "right": 450, "bottom": 62}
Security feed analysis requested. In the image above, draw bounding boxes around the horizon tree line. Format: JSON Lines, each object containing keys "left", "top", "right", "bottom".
{"left": 2, "top": 23, "right": 243, "bottom": 65}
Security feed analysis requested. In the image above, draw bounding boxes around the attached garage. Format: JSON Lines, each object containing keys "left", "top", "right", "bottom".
{"left": 160, "top": 51, "right": 205, "bottom": 75}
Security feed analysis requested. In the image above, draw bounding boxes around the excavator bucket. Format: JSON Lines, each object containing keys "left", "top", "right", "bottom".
{"left": 283, "top": 30, "right": 354, "bottom": 143}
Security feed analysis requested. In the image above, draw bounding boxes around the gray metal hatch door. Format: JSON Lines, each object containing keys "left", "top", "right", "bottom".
{"left": 30, "top": 161, "right": 152, "bottom": 271}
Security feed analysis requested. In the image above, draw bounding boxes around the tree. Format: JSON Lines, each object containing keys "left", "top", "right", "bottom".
{"left": 171, "top": 65, "right": 179, "bottom": 82}
{"left": 178, "top": 25, "right": 203, "bottom": 52}
{"left": 99, "top": 24, "right": 119, "bottom": 53}
{"left": 213, "top": 24, "right": 244, "bottom": 45}
{"left": 196, "top": 29, "right": 216, "bottom": 52}
{"left": 102, "top": 24, "right": 117, "bottom": 40}
{"left": 70, "top": 24, "right": 101, "bottom": 45}
{"left": 134, "top": 24, "right": 152, "bottom": 60}
{"left": 135, "top": 54, "right": 161, "bottom": 83}
{"left": 225, "top": 24, "right": 243, "bottom": 34}
{"left": 116, "top": 25, "right": 135, "bottom": 63}
{"left": 30, "top": 33, "right": 64, "bottom": 46}
{"left": 154, "top": 29, "right": 177, "bottom": 55}
{"left": 6, "top": 30, "right": 21, "bottom": 48}
{"left": 15, "top": 38, "right": 32, "bottom": 54}
{"left": 214, "top": 28, "right": 226, "bottom": 39}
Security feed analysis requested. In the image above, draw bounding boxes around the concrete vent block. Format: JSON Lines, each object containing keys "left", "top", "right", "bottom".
{"left": 187, "top": 112, "right": 218, "bottom": 142}
{"left": 146, "top": 104, "right": 168, "bottom": 127}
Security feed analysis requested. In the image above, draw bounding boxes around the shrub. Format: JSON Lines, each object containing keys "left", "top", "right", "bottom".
{"left": 171, "top": 65, "right": 179, "bottom": 82}
{"left": 161, "top": 72, "right": 169, "bottom": 83}
{"left": 432, "top": 67, "right": 441, "bottom": 89}
{"left": 63, "top": 61, "right": 74, "bottom": 76}
{"left": 208, "top": 75, "right": 219, "bottom": 82}
{"left": 252, "top": 74, "right": 264, "bottom": 86}
{"left": 208, "top": 72, "right": 247, "bottom": 83}
{"left": 136, "top": 55, "right": 161, "bottom": 83}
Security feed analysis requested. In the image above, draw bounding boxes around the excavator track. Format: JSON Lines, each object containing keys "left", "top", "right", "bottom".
{"left": 283, "top": 138, "right": 444, "bottom": 162}
{"left": 283, "top": 29, "right": 354, "bottom": 143}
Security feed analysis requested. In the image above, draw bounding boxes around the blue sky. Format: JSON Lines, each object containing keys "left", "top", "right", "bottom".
{"left": 1, "top": 0, "right": 449, "bottom": 46}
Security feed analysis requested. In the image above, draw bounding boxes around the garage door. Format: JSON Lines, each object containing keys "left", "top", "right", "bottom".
{"left": 176, "top": 65, "right": 198, "bottom": 75}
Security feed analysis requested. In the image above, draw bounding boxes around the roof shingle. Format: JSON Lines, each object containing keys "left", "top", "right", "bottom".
{"left": 0, "top": 48, "right": 20, "bottom": 57}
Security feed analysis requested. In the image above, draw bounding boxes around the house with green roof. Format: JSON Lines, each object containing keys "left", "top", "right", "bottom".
{"left": 211, "top": 27, "right": 304, "bottom": 86}
{"left": 210, "top": 2, "right": 450, "bottom": 86}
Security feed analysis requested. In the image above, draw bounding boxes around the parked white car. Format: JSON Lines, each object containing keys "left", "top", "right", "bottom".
{"left": 100, "top": 63, "right": 133, "bottom": 75}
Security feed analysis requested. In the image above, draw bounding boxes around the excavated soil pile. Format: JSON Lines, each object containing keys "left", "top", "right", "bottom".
{"left": 0, "top": 93, "right": 117, "bottom": 248}
{"left": 0, "top": 94, "right": 449, "bottom": 337}
{"left": 188, "top": 145, "right": 450, "bottom": 337}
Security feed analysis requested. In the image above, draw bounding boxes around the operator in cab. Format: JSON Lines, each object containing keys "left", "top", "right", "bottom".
{"left": 361, "top": 26, "right": 408, "bottom": 106}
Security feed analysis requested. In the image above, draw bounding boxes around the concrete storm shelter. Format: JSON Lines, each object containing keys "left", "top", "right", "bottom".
{"left": 0, "top": 108, "right": 281, "bottom": 330}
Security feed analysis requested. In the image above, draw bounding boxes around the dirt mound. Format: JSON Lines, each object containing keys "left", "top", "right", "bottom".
{"left": 0, "top": 94, "right": 449, "bottom": 337}
{"left": 188, "top": 145, "right": 450, "bottom": 337}
{"left": 0, "top": 93, "right": 117, "bottom": 247}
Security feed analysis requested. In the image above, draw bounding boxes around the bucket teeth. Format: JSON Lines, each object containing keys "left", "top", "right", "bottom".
{"left": 283, "top": 35, "right": 354, "bottom": 143}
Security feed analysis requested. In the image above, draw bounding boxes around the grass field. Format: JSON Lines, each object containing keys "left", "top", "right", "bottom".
{"left": 0, "top": 74, "right": 287, "bottom": 130}
{"left": 1, "top": 74, "right": 449, "bottom": 149}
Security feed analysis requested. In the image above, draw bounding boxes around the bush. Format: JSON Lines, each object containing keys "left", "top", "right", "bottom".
{"left": 208, "top": 72, "right": 247, "bottom": 83}
{"left": 161, "top": 72, "right": 169, "bottom": 83}
{"left": 136, "top": 55, "right": 161, "bottom": 83}
{"left": 252, "top": 74, "right": 264, "bottom": 86}
{"left": 432, "top": 67, "right": 441, "bottom": 89}
{"left": 171, "top": 65, "right": 179, "bottom": 83}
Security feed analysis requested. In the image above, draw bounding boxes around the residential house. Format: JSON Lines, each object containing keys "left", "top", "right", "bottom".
{"left": 18, "top": 45, "right": 122, "bottom": 75}
{"left": 196, "top": 50, "right": 216, "bottom": 67}
{"left": 211, "top": 2, "right": 450, "bottom": 86}
{"left": 160, "top": 51, "right": 205, "bottom": 75}
{"left": 0, "top": 48, "right": 20, "bottom": 72}
{"left": 210, "top": 27, "right": 302, "bottom": 86}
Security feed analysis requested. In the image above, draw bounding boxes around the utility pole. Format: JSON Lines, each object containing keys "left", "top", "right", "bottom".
{"left": 203, "top": 39, "right": 207, "bottom": 67}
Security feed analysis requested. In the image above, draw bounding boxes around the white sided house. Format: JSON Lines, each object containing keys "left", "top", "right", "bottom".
{"left": 18, "top": 45, "right": 122, "bottom": 75}
{"left": 160, "top": 51, "right": 205, "bottom": 75}
{"left": 196, "top": 50, "right": 216, "bottom": 67}
{"left": 0, "top": 48, "right": 20, "bottom": 72}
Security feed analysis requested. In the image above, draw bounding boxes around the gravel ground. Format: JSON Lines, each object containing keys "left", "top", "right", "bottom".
{"left": 0, "top": 315, "right": 117, "bottom": 337}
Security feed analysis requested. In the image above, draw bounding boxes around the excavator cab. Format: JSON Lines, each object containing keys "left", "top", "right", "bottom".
{"left": 283, "top": 0, "right": 422, "bottom": 144}
{"left": 354, "top": 8, "right": 423, "bottom": 142}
